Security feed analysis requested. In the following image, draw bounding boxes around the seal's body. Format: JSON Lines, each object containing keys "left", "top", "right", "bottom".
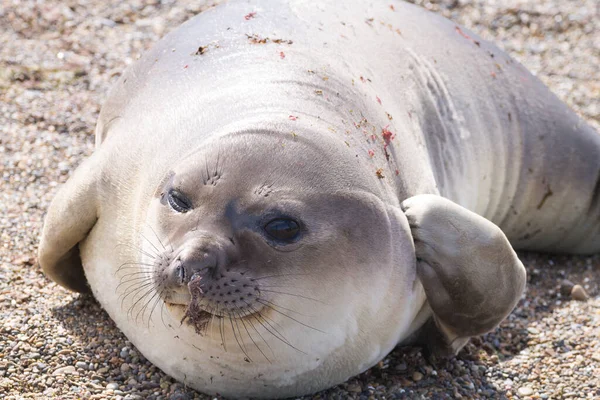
{"left": 39, "top": 1, "right": 599, "bottom": 398}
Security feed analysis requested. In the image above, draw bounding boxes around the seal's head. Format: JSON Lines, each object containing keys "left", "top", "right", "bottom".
{"left": 121, "top": 129, "right": 421, "bottom": 397}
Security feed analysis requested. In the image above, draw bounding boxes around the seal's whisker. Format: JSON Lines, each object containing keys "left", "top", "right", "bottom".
{"left": 254, "top": 310, "right": 306, "bottom": 355}
{"left": 128, "top": 285, "right": 157, "bottom": 321}
{"left": 216, "top": 304, "right": 226, "bottom": 352}
{"left": 119, "top": 281, "right": 154, "bottom": 310}
{"left": 115, "top": 242, "right": 158, "bottom": 260}
{"left": 208, "top": 304, "right": 218, "bottom": 342}
{"left": 160, "top": 298, "right": 169, "bottom": 330}
{"left": 245, "top": 311, "right": 276, "bottom": 360}
{"left": 116, "top": 264, "right": 154, "bottom": 271}
{"left": 146, "top": 289, "right": 165, "bottom": 328}
{"left": 256, "top": 298, "right": 310, "bottom": 317}
{"left": 234, "top": 307, "right": 272, "bottom": 363}
{"left": 252, "top": 273, "right": 312, "bottom": 281}
{"left": 116, "top": 262, "right": 155, "bottom": 273}
{"left": 139, "top": 232, "right": 163, "bottom": 255}
{"left": 118, "top": 271, "right": 153, "bottom": 280}
{"left": 143, "top": 221, "right": 168, "bottom": 251}
{"left": 118, "top": 279, "right": 153, "bottom": 298}
{"left": 258, "top": 301, "right": 326, "bottom": 334}
{"left": 137, "top": 284, "right": 162, "bottom": 324}
{"left": 116, "top": 276, "right": 153, "bottom": 291}
{"left": 115, "top": 267, "right": 154, "bottom": 276}
{"left": 257, "top": 289, "right": 325, "bottom": 304}
{"left": 244, "top": 302, "right": 304, "bottom": 353}
{"left": 136, "top": 289, "right": 157, "bottom": 324}
{"left": 229, "top": 313, "right": 251, "bottom": 362}
{"left": 246, "top": 302, "right": 287, "bottom": 339}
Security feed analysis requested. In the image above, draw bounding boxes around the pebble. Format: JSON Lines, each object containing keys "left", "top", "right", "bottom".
{"left": 571, "top": 285, "right": 590, "bottom": 301}
{"left": 52, "top": 366, "right": 77, "bottom": 376}
{"left": 106, "top": 382, "right": 119, "bottom": 390}
{"left": 75, "top": 361, "right": 88, "bottom": 370}
{"left": 412, "top": 371, "right": 423, "bottom": 381}
{"left": 346, "top": 383, "right": 361, "bottom": 393}
{"left": 518, "top": 386, "right": 534, "bottom": 396}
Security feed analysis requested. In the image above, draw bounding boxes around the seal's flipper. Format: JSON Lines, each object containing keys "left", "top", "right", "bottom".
{"left": 38, "top": 153, "right": 102, "bottom": 293}
{"left": 401, "top": 194, "right": 526, "bottom": 357}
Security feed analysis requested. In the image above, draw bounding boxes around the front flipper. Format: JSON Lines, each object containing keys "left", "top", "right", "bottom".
{"left": 401, "top": 194, "right": 526, "bottom": 357}
{"left": 38, "top": 152, "right": 103, "bottom": 293}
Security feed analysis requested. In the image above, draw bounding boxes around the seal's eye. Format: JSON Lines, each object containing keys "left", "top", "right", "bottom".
{"left": 264, "top": 219, "right": 300, "bottom": 241}
{"left": 167, "top": 189, "right": 192, "bottom": 213}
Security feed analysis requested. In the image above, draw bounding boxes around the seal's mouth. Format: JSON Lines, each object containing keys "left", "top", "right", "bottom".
{"left": 164, "top": 274, "right": 262, "bottom": 334}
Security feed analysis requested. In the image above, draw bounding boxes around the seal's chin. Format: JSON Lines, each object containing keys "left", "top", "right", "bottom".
{"left": 163, "top": 291, "right": 261, "bottom": 333}
{"left": 164, "top": 292, "right": 191, "bottom": 318}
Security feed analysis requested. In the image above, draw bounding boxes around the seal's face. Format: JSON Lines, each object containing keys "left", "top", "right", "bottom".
{"left": 122, "top": 131, "right": 420, "bottom": 394}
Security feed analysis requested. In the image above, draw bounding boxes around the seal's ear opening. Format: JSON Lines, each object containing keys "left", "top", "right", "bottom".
{"left": 38, "top": 153, "right": 102, "bottom": 293}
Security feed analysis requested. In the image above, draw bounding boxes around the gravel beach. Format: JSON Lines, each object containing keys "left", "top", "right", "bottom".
{"left": 1, "top": 0, "right": 598, "bottom": 399}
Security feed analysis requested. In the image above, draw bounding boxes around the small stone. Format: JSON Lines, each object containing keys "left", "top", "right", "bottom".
{"left": 412, "top": 371, "right": 423, "bottom": 381}
{"left": 75, "top": 361, "right": 88, "bottom": 370}
{"left": 120, "top": 363, "right": 130, "bottom": 372}
{"left": 395, "top": 362, "right": 407, "bottom": 371}
{"left": 518, "top": 386, "right": 534, "bottom": 396}
{"left": 560, "top": 279, "right": 575, "bottom": 296}
{"left": 52, "top": 366, "right": 77, "bottom": 375}
{"left": 106, "top": 382, "right": 119, "bottom": 390}
{"left": 527, "top": 327, "right": 539, "bottom": 335}
{"left": 347, "top": 383, "right": 362, "bottom": 393}
{"left": 570, "top": 285, "right": 589, "bottom": 301}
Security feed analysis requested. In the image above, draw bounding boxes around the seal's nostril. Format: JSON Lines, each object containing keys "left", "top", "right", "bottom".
{"left": 176, "top": 264, "right": 186, "bottom": 284}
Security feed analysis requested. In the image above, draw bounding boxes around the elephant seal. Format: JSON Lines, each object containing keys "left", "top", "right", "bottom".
{"left": 38, "top": 0, "right": 600, "bottom": 398}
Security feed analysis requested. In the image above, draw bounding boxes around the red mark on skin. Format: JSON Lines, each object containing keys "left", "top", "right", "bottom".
{"left": 371, "top": 134, "right": 377, "bottom": 141}
{"left": 455, "top": 26, "right": 480, "bottom": 46}
{"left": 382, "top": 125, "right": 395, "bottom": 142}
{"left": 395, "top": 169, "right": 399, "bottom": 176}
{"left": 376, "top": 96, "right": 382, "bottom": 105}
{"left": 368, "top": 149, "right": 375, "bottom": 157}
{"left": 288, "top": 115, "right": 298, "bottom": 121}
{"left": 491, "top": 71, "right": 497, "bottom": 78}
{"left": 279, "top": 51, "right": 285, "bottom": 59}
{"left": 244, "top": 12, "right": 256, "bottom": 20}
{"left": 455, "top": 26, "right": 471, "bottom": 40}
{"left": 389, "top": 4, "right": 395, "bottom": 11}
{"left": 183, "top": 64, "right": 189, "bottom": 69}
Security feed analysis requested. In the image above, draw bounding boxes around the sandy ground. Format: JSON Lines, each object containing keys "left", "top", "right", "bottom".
{"left": 0, "top": 0, "right": 598, "bottom": 399}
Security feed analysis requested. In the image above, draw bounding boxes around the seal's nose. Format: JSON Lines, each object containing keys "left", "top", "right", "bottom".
{"left": 167, "top": 234, "right": 235, "bottom": 287}
{"left": 176, "top": 251, "right": 218, "bottom": 284}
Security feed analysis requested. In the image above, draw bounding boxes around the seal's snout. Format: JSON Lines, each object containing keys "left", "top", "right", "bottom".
{"left": 174, "top": 250, "right": 218, "bottom": 285}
